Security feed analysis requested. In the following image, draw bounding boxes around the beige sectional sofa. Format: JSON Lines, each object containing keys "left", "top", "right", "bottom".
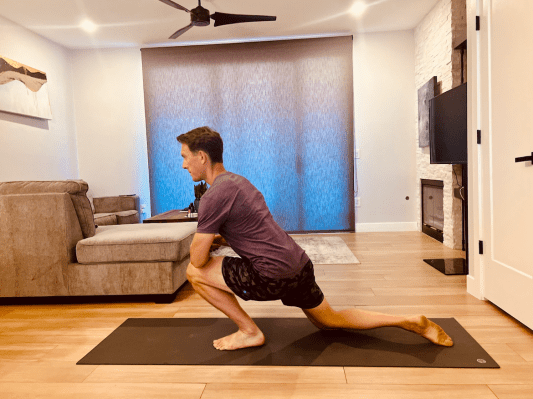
{"left": 0, "top": 180, "right": 196, "bottom": 302}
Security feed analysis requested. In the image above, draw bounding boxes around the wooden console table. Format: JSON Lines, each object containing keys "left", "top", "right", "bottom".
{"left": 143, "top": 209, "right": 198, "bottom": 223}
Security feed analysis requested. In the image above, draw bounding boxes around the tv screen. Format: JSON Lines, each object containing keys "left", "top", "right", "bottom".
{"left": 429, "top": 83, "right": 467, "bottom": 164}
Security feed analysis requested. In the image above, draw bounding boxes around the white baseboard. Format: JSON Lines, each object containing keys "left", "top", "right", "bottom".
{"left": 355, "top": 222, "right": 418, "bottom": 232}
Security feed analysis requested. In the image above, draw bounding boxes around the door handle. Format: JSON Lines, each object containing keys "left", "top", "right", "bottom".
{"left": 515, "top": 152, "right": 533, "bottom": 163}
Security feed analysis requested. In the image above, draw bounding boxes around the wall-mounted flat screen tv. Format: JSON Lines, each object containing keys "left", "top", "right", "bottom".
{"left": 429, "top": 83, "right": 467, "bottom": 164}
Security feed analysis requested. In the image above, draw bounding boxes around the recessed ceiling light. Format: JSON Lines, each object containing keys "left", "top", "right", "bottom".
{"left": 350, "top": 1, "right": 368, "bottom": 18}
{"left": 80, "top": 19, "right": 97, "bottom": 33}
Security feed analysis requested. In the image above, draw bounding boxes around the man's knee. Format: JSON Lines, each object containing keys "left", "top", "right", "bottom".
{"left": 186, "top": 262, "right": 200, "bottom": 284}
{"left": 306, "top": 315, "right": 329, "bottom": 330}
{"left": 303, "top": 304, "right": 340, "bottom": 330}
{"left": 305, "top": 313, "right": 337, "bottom": 330}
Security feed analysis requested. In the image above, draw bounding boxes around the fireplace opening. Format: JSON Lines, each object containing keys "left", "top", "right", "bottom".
{"left": 421, "top": 179, "right": 444, "bottom": 243}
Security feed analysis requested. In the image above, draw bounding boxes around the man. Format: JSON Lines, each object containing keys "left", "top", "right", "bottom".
{"left": 179, "top": 126, "right": 453, "bottom": 351}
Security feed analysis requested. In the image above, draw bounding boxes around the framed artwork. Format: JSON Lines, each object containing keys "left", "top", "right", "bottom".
{"left": 0, "top": 55, "right": 52, "bottom": 120}
{"left": 418, "top": 76, "right": 436, "bottom": 148}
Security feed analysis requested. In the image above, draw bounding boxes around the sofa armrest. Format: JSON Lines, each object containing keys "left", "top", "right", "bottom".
{"left": 93, "top": 195, "right": 140, "bottom": 214}
{"left": 0, "top": 193, "right": 83, "bottom": 297}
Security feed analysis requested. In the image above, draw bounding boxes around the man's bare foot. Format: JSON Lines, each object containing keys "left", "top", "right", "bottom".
{"left": 213, "top": 329, "right": 265, "bottom": 351}
{"left": 404, "top": 315, "right": 454, "bottom": 346}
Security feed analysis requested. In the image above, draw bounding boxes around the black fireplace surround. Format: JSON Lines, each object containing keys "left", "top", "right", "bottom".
{"left": 421, "top": 179, "right": 444, "bottom": 243}
{"left": 420, "top": 170, "right": 469, "bottom": 276}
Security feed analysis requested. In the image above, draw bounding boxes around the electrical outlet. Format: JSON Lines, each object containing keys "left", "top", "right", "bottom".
{"left": 141, "top": 204, "right": 146, "bottom": 214}
{"left": 355, "top": 197, "right": 361, "bottom": 207}
{"left": 355, "top": 149, "right": 360, "bottom": 159}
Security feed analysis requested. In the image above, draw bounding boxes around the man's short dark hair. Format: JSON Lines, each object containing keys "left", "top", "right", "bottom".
{"left": 177, "top": 126, "right": 223, "bottom": 164}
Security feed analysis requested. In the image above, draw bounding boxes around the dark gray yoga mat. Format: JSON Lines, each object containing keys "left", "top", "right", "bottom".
{"left": 77, "top": 318, "right": 499, "bottom": 368}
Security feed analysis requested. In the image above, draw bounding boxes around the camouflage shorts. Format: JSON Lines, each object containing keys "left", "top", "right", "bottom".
{"left": 221, "top": 257, "right": 324, "bottom": 309}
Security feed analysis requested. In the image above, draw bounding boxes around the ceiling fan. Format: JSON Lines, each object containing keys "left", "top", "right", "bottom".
{"left": 159, "top": 0, "right": 277, "bottom": 39}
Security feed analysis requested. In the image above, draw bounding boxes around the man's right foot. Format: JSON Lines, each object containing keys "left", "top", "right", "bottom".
{"left": 213, "top": 329, "right": 265, "bottom": 351}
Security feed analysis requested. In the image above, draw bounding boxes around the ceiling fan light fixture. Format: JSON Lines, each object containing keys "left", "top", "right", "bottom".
{"left": 80, "top": 19, "right": 98, "bottom": 33}
{"left": 350, "top": 1, "right": 368, "bottom": 18}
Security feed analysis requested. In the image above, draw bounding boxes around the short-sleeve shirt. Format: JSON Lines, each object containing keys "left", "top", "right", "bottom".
{"left": 196, "top": 172, "right": 310, "bottom": 278}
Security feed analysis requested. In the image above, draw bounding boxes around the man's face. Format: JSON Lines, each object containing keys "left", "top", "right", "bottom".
{"left": 181, "top": 143, "right": 205, "bottom": 182}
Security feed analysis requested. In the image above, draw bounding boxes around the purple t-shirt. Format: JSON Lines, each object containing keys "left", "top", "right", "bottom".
{"left": 196, "top": 172, "right": 310, "bottom": 278}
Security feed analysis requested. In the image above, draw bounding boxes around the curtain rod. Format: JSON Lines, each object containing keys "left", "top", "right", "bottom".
{"left": 141, "top": 32, "right": 353, "bottom": 49}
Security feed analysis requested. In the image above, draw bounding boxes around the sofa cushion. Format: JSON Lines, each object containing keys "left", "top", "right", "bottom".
{"left": 0, "top": 180, "right": 95, "bottom": 238}
{"left": 116, "top": 210, "right": 139, "bottom": 224}
{"left": 94, "top": 213, "right": 118, "bottom": 226}
{"left": 93, "top": 195, "right": 138, "bottom": 213}
{"left": 76, "top": 222, "right": 197, "bottom": 264}
{"left": 86, "top": 189, "right": 96, "bottom": 213}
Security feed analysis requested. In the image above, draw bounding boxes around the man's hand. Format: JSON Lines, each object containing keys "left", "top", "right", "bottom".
{"left": 210, "top": 235, "right": 228, "bottom": 251}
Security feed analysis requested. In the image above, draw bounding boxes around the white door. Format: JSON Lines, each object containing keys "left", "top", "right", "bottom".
{"left": 482, "top": 0, "right": 533, "bottom": 329}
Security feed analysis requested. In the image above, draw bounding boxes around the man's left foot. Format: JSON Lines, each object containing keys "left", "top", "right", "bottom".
{"left": 213, "top": 329, "right": 265, "bottom": 351}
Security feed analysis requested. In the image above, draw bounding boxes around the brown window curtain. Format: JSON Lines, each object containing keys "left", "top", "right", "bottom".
{"left": 141, "top": 36, "right": 354, "bottom": 232}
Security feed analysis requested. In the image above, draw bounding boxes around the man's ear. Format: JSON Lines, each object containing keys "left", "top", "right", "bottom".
{"left": 198, "top": 150, "right": 210, "bottom": 165}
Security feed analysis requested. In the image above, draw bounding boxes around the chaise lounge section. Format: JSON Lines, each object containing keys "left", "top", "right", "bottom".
{"left": 0, "top": 180, "right": 196, "bottom": 302}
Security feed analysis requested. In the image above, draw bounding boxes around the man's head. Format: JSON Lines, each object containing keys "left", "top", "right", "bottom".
{"left": 177, "top": 126, "right": 224, "bottom": 182}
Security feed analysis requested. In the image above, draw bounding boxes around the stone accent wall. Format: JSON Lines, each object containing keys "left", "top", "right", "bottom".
{"left": 414, "top": 0, "right": 465, "bottom": 249}
{"left": 452, "top": 0, "right": 467, "bottom": 87}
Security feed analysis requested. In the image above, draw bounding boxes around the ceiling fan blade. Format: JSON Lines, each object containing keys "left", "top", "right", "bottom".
{"left": 210, "top": 12, "right": 276, "bottom": 27}
{"left": 169, "top": 23, "right": 194, "bottom": 39}
{"left": 158, "top": 0, "right": 190, "bottom": 13}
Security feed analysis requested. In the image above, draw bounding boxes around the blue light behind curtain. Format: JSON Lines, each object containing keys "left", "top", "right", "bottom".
{"left": 141, "top": 36, "right": 354, "bottom": 232}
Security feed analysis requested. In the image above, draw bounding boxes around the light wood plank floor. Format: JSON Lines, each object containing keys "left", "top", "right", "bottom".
{"left": 1, "top": 232, "right": 532, "bottom": 398}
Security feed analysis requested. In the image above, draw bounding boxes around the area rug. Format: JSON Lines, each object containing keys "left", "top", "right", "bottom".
{"left": 211, "top": 236, "right": 360, "bottom": 264}
{"left": 77, "top": 318, "right": 499, "bottom": 368}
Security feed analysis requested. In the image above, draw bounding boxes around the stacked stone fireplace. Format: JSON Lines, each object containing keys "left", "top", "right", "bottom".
{"left": 415, "top": 0, "right": 466, "bottom": 250}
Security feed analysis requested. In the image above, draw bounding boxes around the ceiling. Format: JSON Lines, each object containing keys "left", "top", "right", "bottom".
{"left": 0, "top": 0, "right": 439, "bottom": 49}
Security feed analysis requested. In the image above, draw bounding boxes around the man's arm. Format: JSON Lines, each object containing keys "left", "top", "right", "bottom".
{"left": 190, "top": 233, "right": 215, "bottom": 268}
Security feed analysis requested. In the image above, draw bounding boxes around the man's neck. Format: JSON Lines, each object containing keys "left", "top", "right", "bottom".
{"left": 204, "top": 163, "right": 227, "bottom": 185}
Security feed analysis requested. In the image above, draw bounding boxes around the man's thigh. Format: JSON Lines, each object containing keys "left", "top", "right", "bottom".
{"left": 186, "top": 256, "right": 234, "bottom": 294}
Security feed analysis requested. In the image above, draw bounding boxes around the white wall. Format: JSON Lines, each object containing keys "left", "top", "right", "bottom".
{"left": 353, "top": 31, "right": 418, "bottom": 232}
{"left": 0, "top": 15, "right": 78, "bottom": 181}
{"left": 70, "top": 48, "right": 151, "bottom": 219}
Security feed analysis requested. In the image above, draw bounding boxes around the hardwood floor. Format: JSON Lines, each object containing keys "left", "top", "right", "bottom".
{"left": 1, "top": 232, "right": 532, "bottom": 398}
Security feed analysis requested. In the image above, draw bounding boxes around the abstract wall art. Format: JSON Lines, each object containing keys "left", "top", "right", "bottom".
{"left": 0, "top": 55, "right": 52, "bottom": 119}
{"left": 418, "top": 76, "right": 437, "bottom": 148}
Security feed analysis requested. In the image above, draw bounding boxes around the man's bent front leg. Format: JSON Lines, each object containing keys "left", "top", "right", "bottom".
{"left": 186, "top": 257, "right": 265, "bottom": 350}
